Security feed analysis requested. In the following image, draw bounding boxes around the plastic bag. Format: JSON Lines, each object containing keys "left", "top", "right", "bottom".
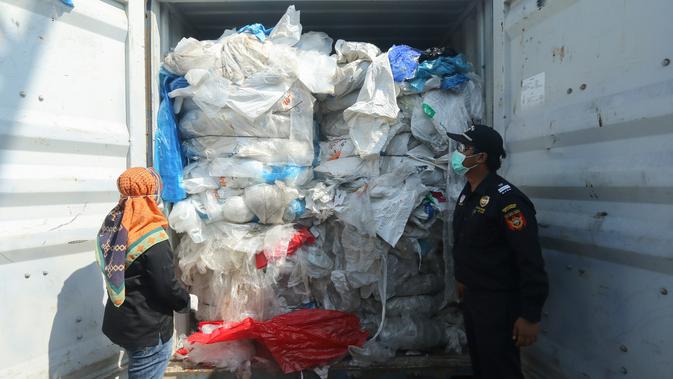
{"left": 199, "top": 190, "right": 255, "bottom": 224}
{"left": 383, "top": 132, "right": 419, "bottom": 156}
{"left": 169, "top": 198, "right": 209, "bottom": 243}
{"left": 394, "top": 274, "right": 443, "bottom": 297}
{"left": 219, "top": 33, "right": 270, "bottom": 82}
{"left": 155, "top": 68, "right": 188, "bottom": 202}
{"left": 320, "top": 91, "right": 359, "bottom": 113}
{"left": 388, "top": 45, "right": 421, "bottom": 82}
{"left": 303, "top": 182, "right": 336, "bottom": 221}
{"left": 335, "top": 39, "right": 381, "bottom": 63}
{"left": 296, "top": 50, "right": 337, "bottom": 94}
{"left": 334, "top": 187, "right": 376, "bottom": 237}
{"left": 385, "top": 294, "right": 443, "bottom": 317}
{"left": 344, "top": 53, "right": 400, "bottom": 158}
{"left": 295, "top": 31, "right": 333, "bottom": 55}
{"left": 182, "top": 161, "right": 219, "bottom": 194}
{"left": 269, "top": 5, "right": 302, "bottom": 46}
{"left": 423, "top": 90, "right": 470, "bottom": 136}
{"left": 464, "top": 73, "right": 484, "bottom": 121}
{"left": 243, "top": 183, "right": 299, "bottom": 224}
{"left": 182, "top": 309, "right": 368, "bottom": 373}
{"left": 238, "top": 23, "right": 272, "bottom": 42}
{"left": 369, "top": 170, "right": 426, "bottom": 246}
{"left": 183, "top": 339, "right": 255, "bottom": 372}
{"left": 333, "top": 60, "right": 371, "bottom": 97}
{"left": 163, "top": 38, "right": 221, "bottom": 76}
{"left": 315, "top": 157, "right": 380, "bottom": 181}
{"left": 319, "top": 111, "right": 349, "bottom": 138}
{"left": 319, "top": 138, "right": 357, "bottom": 162}
{"left": 408, "top": 54, "right": 472, "bottom": 92}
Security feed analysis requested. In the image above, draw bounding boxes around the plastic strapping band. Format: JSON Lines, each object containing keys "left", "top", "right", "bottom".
{"left": 371, "top": 252, "right": 388, "bottom": 340}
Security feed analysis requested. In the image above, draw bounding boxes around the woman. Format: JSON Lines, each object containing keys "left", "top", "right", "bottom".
{"left": 95, "top": 167, "right": 190, "bottom": 379}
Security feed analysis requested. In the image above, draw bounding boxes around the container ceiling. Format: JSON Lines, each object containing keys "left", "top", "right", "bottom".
{"left": 165, "top": 0, "right": 476, "bottom": 50}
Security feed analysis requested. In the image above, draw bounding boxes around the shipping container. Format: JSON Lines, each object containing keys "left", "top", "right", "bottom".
{"left": 1, "top": 0, "right": 672, "bottom": 378}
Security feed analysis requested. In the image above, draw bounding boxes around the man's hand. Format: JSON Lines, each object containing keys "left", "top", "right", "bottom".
{"left": 456, "top": 281, "right": 465, "bottom": 301}
{"left": 512, "top": 317, "right": 540, "bottom": 347}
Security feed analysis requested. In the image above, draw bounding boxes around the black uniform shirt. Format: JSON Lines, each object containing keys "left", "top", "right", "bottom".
{"left": 452, "top": 172, "right": 549, "bottom": 322}
{"left": 102, "top": 240, "right": 190, "bottom": 350}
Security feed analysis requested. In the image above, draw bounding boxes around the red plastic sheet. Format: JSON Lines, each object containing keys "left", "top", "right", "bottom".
{"left": 255, "top": 227, "right": 316, "bottom": 269}
{"left": 181, "top": 309, "right": 368, "bottom": 373}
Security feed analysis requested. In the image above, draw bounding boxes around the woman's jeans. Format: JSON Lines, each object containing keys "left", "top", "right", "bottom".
{"left": 126, "top": 337, "right": 173, "bottom": 379}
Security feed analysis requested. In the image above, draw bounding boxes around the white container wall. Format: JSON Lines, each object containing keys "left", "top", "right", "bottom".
{"left": 0, "top": 0, "right": 146, "bottom": 377}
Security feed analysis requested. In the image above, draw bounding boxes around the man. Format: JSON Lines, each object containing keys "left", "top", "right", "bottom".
{"left": 447, "top": 125, "right": 549, "bottom": 379}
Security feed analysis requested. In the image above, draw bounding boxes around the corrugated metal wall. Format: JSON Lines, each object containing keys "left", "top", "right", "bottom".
{"left": 493, "top": 0, "right": 673, "bottom": 378}
{"left": 0, "top": 0, "right": 133, "bottom": 377}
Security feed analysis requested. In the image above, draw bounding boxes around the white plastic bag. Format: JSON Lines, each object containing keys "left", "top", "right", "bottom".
{"left": 295, "top": 31, "right": 333, "bottom": 55}
{"left": 169, "top": 198, "right": 209, "bottom": 243}
{"left": 335, "top": 39, "right": 381, "bottom": 63}
{"left": 243, "top": 183, "right": 299, "bottom": 224}
{"left": 183, "top": 161, "right": 219, "bottom": 194}
{"left": 333, "top": 60, "right": 370, "bottom": 97}
{"left": 164, "top": 38, "right": 221, "bottom": 76}
{"left": 315, "top": 157, "right": 380, "bottom": 181}
{"left": 344, "top": 53, "right": 400, "bottom": 158}
{"left": 185, "top": 340, "right": 255, "bottom": 373}
{"left": 320, "top": 91, "right": 359, "bottom": 113}
{"left": 319, "top": 111, "right": 349, "bottom": 138}
{"left": 319, "top": 137, "right": 357, "bottom": 162}
{"left": 296, "top": 50, "right": 337, "bottom": 94}
{"left": 269, "top": 5, "right": 302, "bottom": 46}
{"left": 183, "top": 136, "right": 314, "bottom": 166}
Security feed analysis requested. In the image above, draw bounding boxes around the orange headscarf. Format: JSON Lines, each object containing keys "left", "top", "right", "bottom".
{"left": 117, "top": 167, "right": 168, "bottom": 243}
{"left": 95, "top": 167, "right": 169, "bottom": 306}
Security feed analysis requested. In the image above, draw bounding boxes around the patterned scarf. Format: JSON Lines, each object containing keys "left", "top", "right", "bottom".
{"left": 95, "top": 167, "right": 169, "bottom": 307}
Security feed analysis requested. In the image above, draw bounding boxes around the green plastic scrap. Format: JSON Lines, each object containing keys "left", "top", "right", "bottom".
{"left": 422, "top": 103, "right": 436, "bottom": 118}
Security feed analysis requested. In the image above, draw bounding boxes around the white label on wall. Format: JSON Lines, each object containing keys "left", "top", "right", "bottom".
{"left": 521, "top": 72, "right": 546, "bottom": 110}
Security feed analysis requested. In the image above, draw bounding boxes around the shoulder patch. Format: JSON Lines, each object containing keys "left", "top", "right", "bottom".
{"left": 504, "top": 209, "right": 527, "bottom": 231}
{"left": 502, "top": 203, "right": 517, "bottom": 213}
{"left": 497, "top": 184, "right": 512, "bottom": 194}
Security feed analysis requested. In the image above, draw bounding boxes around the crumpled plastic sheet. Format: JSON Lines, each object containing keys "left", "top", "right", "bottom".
{"left": 238, "top": 23, "right": 273, "bottom": 42}
{"left": 335, "top": 39, "right": 381, "bottom": 63}
{"left": 408, "top": 54, "right": 472, "bottom": 93}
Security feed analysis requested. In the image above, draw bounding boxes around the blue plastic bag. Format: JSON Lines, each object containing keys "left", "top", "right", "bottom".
{"left": 60, "top": 0, "right": 74, "bottom": 6}
{"left": 408, "top": 54, "right": 472, "bottom": 92}
{"left": 440, "top": 73, "right": 470, "bottom": 91}
{"left": 388, "top": 45, "right": 421, "bottom": 82}
{"left": 155, "top": 68, "right": 189, "bottom": 203}
{"left": 239, "top": 23, "right": 273, "bottom": 42}
{"left": 261, "top": 165, "right": 310, "bottom": 184}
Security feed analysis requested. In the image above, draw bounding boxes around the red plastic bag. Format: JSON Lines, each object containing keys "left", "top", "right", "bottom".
{"left": 182, "top": 309, "right": 368, "bottom": 373}
{"left": 255, "top": 227, "right": 316, "bottom": 269}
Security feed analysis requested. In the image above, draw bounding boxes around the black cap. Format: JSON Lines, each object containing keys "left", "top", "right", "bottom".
{"left": 447, "top": 124, "right": 506, "bottom": 159}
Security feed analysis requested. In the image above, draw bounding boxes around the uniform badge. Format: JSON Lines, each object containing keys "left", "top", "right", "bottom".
{"left": 502, "top": 203, "right": 517, "bottom": 213}
{"left": 479, "top": 196, "right": 490, "bottom": 207}
{"left": 505, "top": 209, "right": 527, "bottom": 231}
{"left": 458, "top": 194, "right": 466, "bottom": 205}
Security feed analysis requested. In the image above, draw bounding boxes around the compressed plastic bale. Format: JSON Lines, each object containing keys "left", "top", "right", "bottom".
{"left": 335, "top": 39, "right": 381, "bottom": 63}
{"left": 269, "top": 5, "right": 302, "bottom": 46}
{"left": 178, "top": 108, "right": 291, "bottom": 139}
{"left": 344, "top": 53, "right": 400, "bottom": 159}
{"left": 319, "top": 137, "right": 357, "bottom": 162}
{"left": 209, "top": 158, "right": 314, "bottom": 188}
{"left": 183, "top": 136, "right": 314, "bottom": 166}
{"left": 410, "top": 95, "right": 448, "bottom": 152}
{"left": 333, "top": 60, "right": 371, "bottom": 97}
{"left": 385, "top": 294, "right": 443, "bottom": 317}
{"left": 295, "top": 31, "right": 333, "bottom": 55}
{"left": 378, "top": 316, "right": 451, "bottom": 351}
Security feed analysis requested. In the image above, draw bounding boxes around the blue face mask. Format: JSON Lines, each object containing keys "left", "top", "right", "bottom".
{"left": 451, "top": 150, "right": 479, "bottom": 175}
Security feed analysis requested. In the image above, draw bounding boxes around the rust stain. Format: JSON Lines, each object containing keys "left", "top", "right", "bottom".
{"left": 552, "top": 46, "right": 566, "bottom": 63}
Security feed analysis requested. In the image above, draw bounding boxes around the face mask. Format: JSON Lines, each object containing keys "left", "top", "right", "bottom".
{"left": 451, "top": 150, "right": 479, "bottom": 175}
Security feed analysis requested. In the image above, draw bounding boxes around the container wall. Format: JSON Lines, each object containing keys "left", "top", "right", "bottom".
{"left": 493, "top": 0, "right": 673, "bottom": 378}
{"left": 0, "top": 0, "right": 139, "bottom": 377}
